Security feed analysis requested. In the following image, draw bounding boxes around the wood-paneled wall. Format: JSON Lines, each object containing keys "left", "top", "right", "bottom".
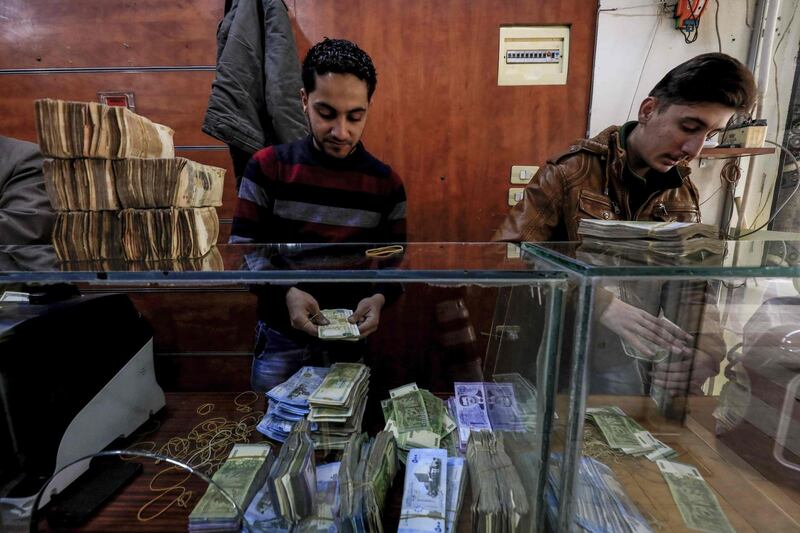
{"left": 0, "top": 1, "right": 596, "bottom": 390}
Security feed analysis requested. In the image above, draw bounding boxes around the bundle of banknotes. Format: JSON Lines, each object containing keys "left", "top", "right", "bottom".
{"left": 318, "top": 309, "right": 361, "bottom": 341}
{"left": 257, "top": 366, "right": 330, "bottom": 443}
{"left": 586, "top": 406, "right": 677, "bottom": 461}
{"left": 307, "top": 363, "right": 370, "bottom": 450}
{"left": 546, "top": 453, "right": 652, "bottom": 533}
{"left": 466, "top": 431, "right": 530, "bottom": 531}
{"left": 450, "top": 379, "right": 530, "bottom": 452}
{"left": 267, "top": 420, "right": 316, "bottom": 523}
{"left": 381, "top": 383, "right": 459, "bottom": 463}
{"left": 398, "top": 448, "right": 459, "bottom": 533}
{"left": 338, "top": 430, "right": 399, "bottom": 532}
{"left": 187, "top": 444, "right": 271, "bottom": 532}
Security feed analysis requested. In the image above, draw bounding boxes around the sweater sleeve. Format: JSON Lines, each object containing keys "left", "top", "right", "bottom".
{"left": 230, "top": 149, "right": 275, "bottom": 243}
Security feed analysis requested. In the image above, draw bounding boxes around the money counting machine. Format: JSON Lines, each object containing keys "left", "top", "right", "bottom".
{"left": 0, "top": 293, "right": 165, "bottom": 511}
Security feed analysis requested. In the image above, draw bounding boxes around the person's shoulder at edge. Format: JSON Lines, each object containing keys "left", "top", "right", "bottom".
{"left": 0, "top": 135, "right": 42, "bottom": 168}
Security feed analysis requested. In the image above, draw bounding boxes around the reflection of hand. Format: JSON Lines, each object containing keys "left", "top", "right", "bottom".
{"left": 651, "top": 348, "right": 719, "bottom": 395}
{"left": 348, "top": 294, "right": 385, "bottom": 337}
{"left": 286, "top": 287, "right": 327, "bottom": 337}
{"left": 598, "top": 297, "right": 692, "bottom": 357}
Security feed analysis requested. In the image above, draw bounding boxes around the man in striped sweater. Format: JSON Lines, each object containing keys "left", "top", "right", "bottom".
{"left": 231, "top": 38, "right": 407, "bottom": 391}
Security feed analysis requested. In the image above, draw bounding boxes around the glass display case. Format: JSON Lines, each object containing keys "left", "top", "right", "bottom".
{"left": 0, "top": 242, "right": 567, "bottom": 532}
{"left": 525, "top": 239, "right": 800, "bottom": 532}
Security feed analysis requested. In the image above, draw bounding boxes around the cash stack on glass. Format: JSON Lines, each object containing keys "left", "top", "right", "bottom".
{"left": 307, "top": 362, "right": 370, "bottom": 450}
{"left": 381, "top": 382, "right": 459, "bottom": 463}
{"left": 450, "top": 381, "right": 527, "bottom": 452}
{"left": 257, "top": 366, "right": 330, "bottom": 443}
{"left": 35, "top": 98, "right": 225, "bottom": 264}
{"left": 266, "top": 419, "right": 317, "bottom": 524}
{"left": 338, "top": 430, "right": 399, "bottom": 532}
{"left": 187, "top": 444, "right": 271, "bottom": 532}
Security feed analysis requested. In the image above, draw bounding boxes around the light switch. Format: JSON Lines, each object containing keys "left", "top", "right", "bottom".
{"left": 510, "top": 165, "right": 539, "bottom": 184}
{"left": 508, "top": 187, "right": 524, "bottom": 206}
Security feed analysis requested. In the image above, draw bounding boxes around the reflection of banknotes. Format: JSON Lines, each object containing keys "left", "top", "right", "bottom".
{"left": 318, "top": 309, "right": 360, "bottom": 340}
{"left": 485, "top": 382, "right": 523, "bottom": 431}
{"left": 657, "top": 460, "right": 735, "bottom": 533}
{"left": 399, "top": 448, "right": 448, "bottom": 533}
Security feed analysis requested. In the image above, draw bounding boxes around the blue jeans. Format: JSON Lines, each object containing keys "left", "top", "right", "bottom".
{"left": 251, "top": 321, "right": 366, "bottom": 392}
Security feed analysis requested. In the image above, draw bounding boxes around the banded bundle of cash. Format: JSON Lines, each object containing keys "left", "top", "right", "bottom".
{"left": 338, "top": 430, "right": 398, "bottom": 531}
{"left": 257, "top": 366, "right": 330, "bottom": 443}
{"left": 466, "top": 431, "right": 530, "bottom": 531}
{"left": 398, "top": 448, "right": 448, "bottom": 533}
{"left": 381, "top": 383, "right": 458, "bottom": 463}
{"left": 451, "top": 381, "right": 527, "bottom": 451}
{"left": 52, "top": 211, "right": 124, "bottom": 260}
{"left": 120, "top": 206, "right": 219, "bottom": 260}
{"left": 318, "top": 309, "right": 361, "bottom": 341}
{"left": 43, "top": 158, "right": 119, "bottom": 210}
{"left": 113, "top": 157, "right": 224, "bottom": 208}
{"left": 267, "top": 419, "right": 316, "bottom": 523}
{"left": 35, "top": 98, "right": 174, "bottom": 159}
{"left": 188, "top": 444, "right": 271, "bottom": 532}
{"left": 586, "top": 406, "right": 677, "bottom": 461}
{"left": 546, "top": 453, "right": 652, "bottom": 533}
{"left": 657, "top": 460, "right": 735, "bottom": 533}
{"left": 307, "top": 363, "right": 370, "bottom": 450}
{"left": 295, "top": 461, "right": 342, "bottom": 532}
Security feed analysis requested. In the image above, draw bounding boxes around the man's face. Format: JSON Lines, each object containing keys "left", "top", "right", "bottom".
{"left": 301, "top": 72, "right": 370, "bottom": 159}
{"left": 633, "top": 97, "right": 735, "bottom": 173}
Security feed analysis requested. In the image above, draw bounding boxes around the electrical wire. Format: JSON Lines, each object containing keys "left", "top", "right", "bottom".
{"left": 735, "top": 140, "right": 800, "bottom": 238}
{"left": 599, "top": 1, "right": 670, "bottom": 12}
{"left": 28, "top": 449, "right": 253, "bottom": 533}
{"left": 627, "top": 14, "right": 663, "bottom": 121}
{"left": 714, "top": 0, "right": 722, "bottom": 52}
{"left": 770, "top": 0, "right": 799, "bottom": 142}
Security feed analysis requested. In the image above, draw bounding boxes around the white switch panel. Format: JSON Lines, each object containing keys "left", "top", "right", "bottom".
{"left": 498, "top": 26, "right": 570, "bottom": 86}
{"left": 508, "top": 187, "right": 525, "bottom": 206}
{"left": 510, "top": 165, "right": 539, "bottom": 184}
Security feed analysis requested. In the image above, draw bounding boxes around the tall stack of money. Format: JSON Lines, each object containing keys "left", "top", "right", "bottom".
{"left": 257, "top": 366, "right": 330, "bottom": 443}
{"left": 337, "top": 430, "right": 398, "bottom": 532}
{"left": 34, "top": 99, "right": 224, "bottom": 263}
{"left": 398, "top": 448, "right": 448, "bottom": 533}
{"left": 381, "top": 383, "right": 458, "bottom": 463}
{"left": 586, "top": 406, "right": 676, "bottom": 461}
{"left": 267, "top": 419, "right": 316, "bottom": 524}
{"left": 451, "top": 381, "right": 526, "bottom": 451}
{"left": 307, "top": 363, "right": 370, "bottom": 450}
{"left": 188, "top": 443, "right": 271, "bottom": 532}
{"left": 466, "top": 431, "right": 530, "bottom": 531}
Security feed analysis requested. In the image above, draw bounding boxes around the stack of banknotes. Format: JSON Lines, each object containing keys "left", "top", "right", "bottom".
{"left": 586, "top": 406, "right": 677, "bottom": 461}
{"left": 318, "top": 309, "right": 361, "bottom": 341}
{"left": 338, "top": 430, "right": 399, "bottom": 532}
{"left": 466, "top": 431, "right": 530, "bottom": 531}
{"left": 257, "top": 366, "right": 330, "bottom": 443}
{"left": 267, "top": 420, "right": 317, "bottom": 524}
{"left": 381, "top": 383, "right": 459, "bottom": 463}
{"left": 398, "top": 448, "right": 467, "bottom": 533}
{"left": 546, "top": 453, "right": 652, "bottom": 532}
{"left": 307, "top": 363, "right": 370, "bottom": 450}
{"left": 450, "top": 380, "right": 529, "bottom": 452}
{"left": 188, "top": 444, "right": 271, "bottom": 532}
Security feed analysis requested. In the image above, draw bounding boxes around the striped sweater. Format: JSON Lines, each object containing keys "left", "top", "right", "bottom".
{"left": 231, "top": 135, "right": 406, "bottom": 244}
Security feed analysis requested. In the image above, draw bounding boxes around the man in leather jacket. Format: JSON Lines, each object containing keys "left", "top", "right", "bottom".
{"left": 494, "top": 53, "right": 757, "bottom": 396}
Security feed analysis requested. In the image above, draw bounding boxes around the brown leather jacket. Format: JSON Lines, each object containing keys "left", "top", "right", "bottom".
{"left": 493, "top": 125, "right": 702, "bottom": 242}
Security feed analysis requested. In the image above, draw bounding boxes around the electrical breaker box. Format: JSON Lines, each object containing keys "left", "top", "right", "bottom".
{"left": 498, "top": 26, "right": 570, "bottom": 86}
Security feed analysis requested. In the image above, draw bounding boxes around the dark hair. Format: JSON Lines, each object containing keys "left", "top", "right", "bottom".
{"left": 649, "top": 53, "right": 756, "bottom": 112}
{"left": 302, "top": 38, "right": 377, "bottom": 100}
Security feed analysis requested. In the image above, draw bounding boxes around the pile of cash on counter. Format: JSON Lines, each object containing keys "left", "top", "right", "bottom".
{"left": 257, "top": 362, "right": 369, "bottom": 450}
{"left": 586, "top": 406, "right": 677, "bottom": 461}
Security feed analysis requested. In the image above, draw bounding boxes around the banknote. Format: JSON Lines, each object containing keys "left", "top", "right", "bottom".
{"left": 399, "top": 448, "right": 448, "bottom": 533}
{"left": 445, "top": 457, "right": 466, "bottom": 533}
{"left": 308, "top": 362, "right": 366, "bottom": 406}
{"left": 391, "top": 384, "right": 430, "bottom": 432}
{"left": 485, "top": 382, "right": 523, "bottom": 431}
{"left": 657, "top": 460, "right": 735, "bottom": 533}
{"left": 267, "top": 366, "right": 330, "bottom": 406}
{"left": 318, "top": 308, "right": 360, "bottom": 340}
{"left": 453, "top": 382, "right": 492, "bottom": 444}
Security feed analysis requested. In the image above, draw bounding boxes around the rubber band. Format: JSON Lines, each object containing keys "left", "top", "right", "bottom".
{"left": 137, "top": 486, "right": 187, "bottom": 522}
{"left": 197, "top": 403, "right": 214, "bottom": 416}
{"left": 365, "top": 245, "right": 404, "bottom": 258}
